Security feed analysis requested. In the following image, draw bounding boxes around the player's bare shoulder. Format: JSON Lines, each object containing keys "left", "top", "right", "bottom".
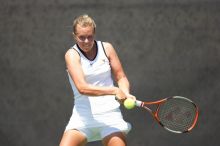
{"left": 65, "top": 48, "right": 80, "bottom": 61}
{"left": 65, "top": 48, "right": 75, "bottom": 56}
{"left": 102, "top": 42, "right": 115, "bottom": 57}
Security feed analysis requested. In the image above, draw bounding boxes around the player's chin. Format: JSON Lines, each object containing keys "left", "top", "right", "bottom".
{"left": 83, "top": 45, "right": 93, "bottom": 51}
{"left": 82, "top": 46, "right": 92, "bottom": 52}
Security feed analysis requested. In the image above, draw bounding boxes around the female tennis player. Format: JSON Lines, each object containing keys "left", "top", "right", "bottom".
{"left": 59, "top": 14, "right": 135, "bottom": 146}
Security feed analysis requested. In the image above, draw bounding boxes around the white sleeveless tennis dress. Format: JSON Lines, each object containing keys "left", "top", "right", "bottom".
{"left": 65, "top": 41, "right": 131, "bottom": 142}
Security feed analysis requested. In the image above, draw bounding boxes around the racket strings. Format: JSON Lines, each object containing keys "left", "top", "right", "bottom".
{"left": 157, "top": 98, "right": 197, "bottom": 132}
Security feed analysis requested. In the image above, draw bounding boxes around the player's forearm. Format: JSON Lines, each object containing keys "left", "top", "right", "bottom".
{"left": 117, "top": 76, "right": 130, "bottom": 95}
{"left": 77, "top": 84, "right": 119, "bottom": 96}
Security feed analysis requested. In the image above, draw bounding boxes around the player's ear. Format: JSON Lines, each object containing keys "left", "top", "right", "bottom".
{"left": 72, "top": 32, "right": 77, "bottom": 40}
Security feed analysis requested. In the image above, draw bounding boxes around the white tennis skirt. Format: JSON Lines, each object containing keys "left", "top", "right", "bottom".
{"left": 65, "top": 107, "right": 131, "bottom": 142}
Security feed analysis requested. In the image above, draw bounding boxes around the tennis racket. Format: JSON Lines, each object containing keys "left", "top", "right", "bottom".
{"left": 135, "top": 96, "right": 199, "bottom": 133}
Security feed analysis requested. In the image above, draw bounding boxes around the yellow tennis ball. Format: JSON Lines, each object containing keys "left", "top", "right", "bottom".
{"left": 124, "top": 98, "right": 135, "bottom": 110}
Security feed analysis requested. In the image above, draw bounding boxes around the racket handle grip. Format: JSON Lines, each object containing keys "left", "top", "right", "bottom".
{"left": 135, "top": 100, "right": 142, "bottom": 107}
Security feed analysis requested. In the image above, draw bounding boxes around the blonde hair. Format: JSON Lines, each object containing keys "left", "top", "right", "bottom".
{"left": 73, "top": 14, "right": 96, "bottom": 35}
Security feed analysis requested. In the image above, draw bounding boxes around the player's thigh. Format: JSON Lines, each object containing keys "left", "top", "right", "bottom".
{"left": 102, "top": 132, "right": 127, "bottom": 146}
{"left": 59, "top": 129, "right": 87, "bottom": 146}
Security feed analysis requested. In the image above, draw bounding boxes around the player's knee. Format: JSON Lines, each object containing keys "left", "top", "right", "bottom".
{"left": 59, "top": 130, "right": 87, "bottom": 146}
{"left": 102, "top": 132, "right": 126, "bottom": 146}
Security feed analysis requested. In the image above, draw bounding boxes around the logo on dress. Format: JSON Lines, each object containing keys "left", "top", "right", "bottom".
{"left": 89, "top": 59, "right": 108, "bottom": 66}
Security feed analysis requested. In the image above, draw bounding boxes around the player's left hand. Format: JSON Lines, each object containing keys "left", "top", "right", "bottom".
{"left": 125, "top": 93, "right": 136, "bottom": 100}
